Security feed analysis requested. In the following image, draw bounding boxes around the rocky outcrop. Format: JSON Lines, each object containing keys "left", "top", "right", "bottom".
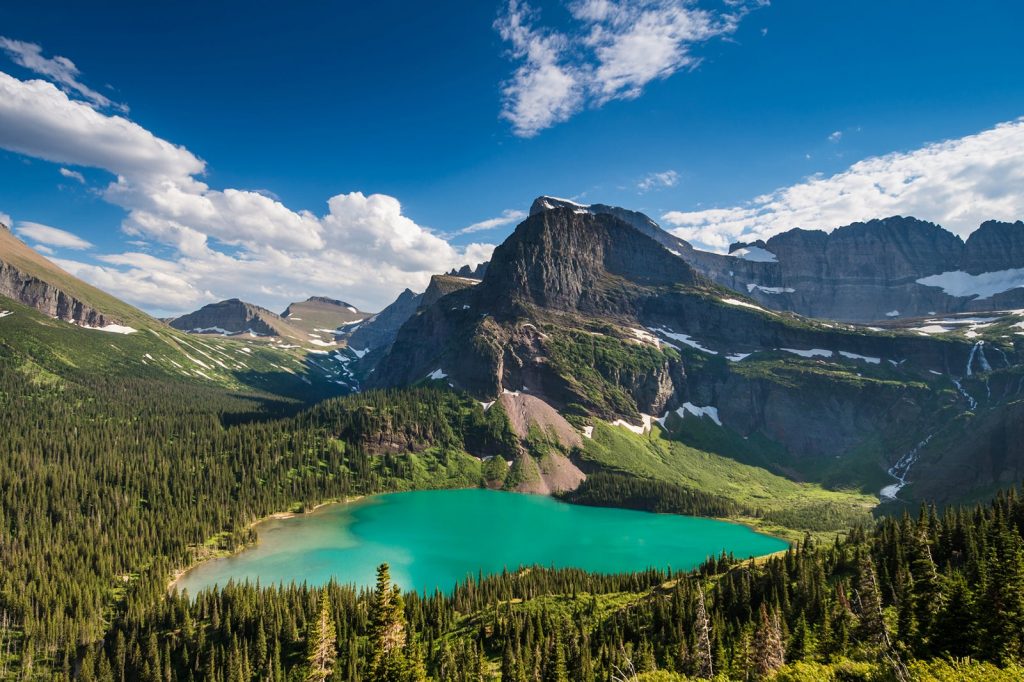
{"left": 0, "top": 259, "right": 115, "bottom": 327}
{"left": 419, "top": 275, "right": 479, "bottom": 309}
{"left": 170, "top": 299, "right": 300, "bottom": 338}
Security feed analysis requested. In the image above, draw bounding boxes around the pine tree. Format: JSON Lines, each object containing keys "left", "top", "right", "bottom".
{"left": 752, "top": 604, "right": 784, "bottom": 679}
{"left": 693, "top": 585, "right": 714, "bottom": 680}
{"left": 304, "top": 589, "right": 337, "bottom": 682}
{"left": 370, "top": 563, "right": 413, "bottom": 681}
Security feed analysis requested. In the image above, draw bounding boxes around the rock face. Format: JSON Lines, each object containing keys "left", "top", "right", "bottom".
{"left": 960, "top": 220, "right": 1024, "bottom": 274}
{"left": 170, "top": 299, "right": 300, "bottom": 338}
{"left": 0, "top": 259, "right": 114, "bottom": 326}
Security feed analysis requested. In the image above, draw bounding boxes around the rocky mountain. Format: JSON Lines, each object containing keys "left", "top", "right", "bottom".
{"left": 365, "top": 204, "right": 1024, "bottom": 505}
{"left": 280, "top": 296, "right": 367, "bottom": 336}
{"left": 345, "top": 288, "right": 422, "bottom": 355}
{"left": 535, "top": 196, "right": 1024, "bottom": 322}
{"left": 170, "top": 298, "right": 307, "bottom": 339}
{"left": 0, "top": 223, "right": 144, "bottom": 328}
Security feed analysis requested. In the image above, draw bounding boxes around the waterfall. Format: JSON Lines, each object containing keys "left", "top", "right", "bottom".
{"left": 880, "top": 434, "right": 935, "bottom": 501}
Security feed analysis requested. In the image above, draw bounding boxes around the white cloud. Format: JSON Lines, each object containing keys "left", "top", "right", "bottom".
{"left": 828, "top": 130, "right": 842, "bottom": 142}
{"left": 59, "top": 167, "right": 85, "bottom": 183}
{"left": 0, "top": 211, "right": 10, "bottom": 228}
{"left": 450, "top": 209, "right": 528, "bottom": 236}
{"left": 15, "top": 221, "right": 93, "bottom": 250}
{"left": 0, "top": 67, "right": 494, "bottom": 313}
{"left": 496, "top": 0, "right": 759, "bottom": 137}
{"left": 33, "top": 244, "right": 55, "bottom": 255}
{"left": 637, "top": 169, "right": 679, "bottom": 192}
{"left": 662, "top": 117, "right": 1024, "bottom": 250}
{"left": 0, "top": 37, "right": 125, "bottom": 111}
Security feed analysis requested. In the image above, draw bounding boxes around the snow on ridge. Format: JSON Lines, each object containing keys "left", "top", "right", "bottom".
{"left": 917, "top": 267, "right": 1024, "bottom": 299}
{"left": 746, "top": 284, "right": 795, "bottom": 295}
{"left": 838, "top": 351, "right": 881, "bottom": 364}
{"left": 720, "top": 297, "right": 774, "bottom": 314}
{"left": 730, "top": 246, "right": 778, "bottom": 263}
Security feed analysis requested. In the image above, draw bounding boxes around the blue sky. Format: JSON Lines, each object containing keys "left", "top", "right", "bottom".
{"left": 1, "top": 1, "right": 1023, "bottom": 313}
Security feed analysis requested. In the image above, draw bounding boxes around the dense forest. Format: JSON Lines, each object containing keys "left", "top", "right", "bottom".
{"left": 3, "top": 341, "right": 1024, "bottom": 680}
{"left": 68, "top": 487, "right": 1024, "bottom": 681}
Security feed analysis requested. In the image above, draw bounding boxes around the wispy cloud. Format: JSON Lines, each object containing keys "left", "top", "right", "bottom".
{"left": 15, "top": 221, "right": 93, "bottom": 250}
{"left": 662, "top": 117, "right": 1024, "bottom": 250}
{"left": 0, "top": 36, "right": 126, "bottom": 112}
{"left": 59, "top": 167, "right": 85, "bottom": 183}
{"left": 450, "top": 209, "right": 527, "bottom": 236}
{"left": 637, "top": 169, "right": 679, "bottom": 192}
{"left": 828, "top": 130, "right": 842, "bottom": 142}
{"left": 495, "top": 0, "right": 763, "bottom": 137}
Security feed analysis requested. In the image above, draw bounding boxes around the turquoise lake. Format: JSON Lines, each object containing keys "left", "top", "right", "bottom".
{"left": 174, "top": 489, "right": 787, "bottom": 596}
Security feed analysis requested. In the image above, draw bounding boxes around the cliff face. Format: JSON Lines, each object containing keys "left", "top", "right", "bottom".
{"left": 0, "top": 259, "right": 115, "bottom": 326}
{"left": 744, "top": 217, "right": 968, "bottom": 321}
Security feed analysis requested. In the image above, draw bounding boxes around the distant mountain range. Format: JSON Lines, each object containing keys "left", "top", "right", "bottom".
{"left": 535, "top": 196, "right": 1024, "bottom": 322}
{"left": 3, "top": 203, "right": 1024, "bottom": 504}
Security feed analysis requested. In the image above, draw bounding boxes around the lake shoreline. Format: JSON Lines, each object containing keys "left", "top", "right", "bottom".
{"left": 167, "top": 496, "right": 364, "bottom": 593}
{"left": 169, "top": 487, "right": 791, "bottom": 596}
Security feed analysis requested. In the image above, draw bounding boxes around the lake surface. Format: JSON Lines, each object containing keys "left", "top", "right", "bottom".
{"left": 174, "top": 489, "right": 787, "bottom": 596}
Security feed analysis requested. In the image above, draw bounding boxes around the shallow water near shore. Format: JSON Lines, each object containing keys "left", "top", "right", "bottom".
{"left": 174, "top": 488, "right": 787, "bottom": 595}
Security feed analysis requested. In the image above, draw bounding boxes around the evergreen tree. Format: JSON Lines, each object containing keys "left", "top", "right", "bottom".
{"left": 304, "top": 589, "right": 337, "bottom": 682}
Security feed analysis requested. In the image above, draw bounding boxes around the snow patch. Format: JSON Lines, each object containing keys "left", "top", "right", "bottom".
{"left": 678, "top": 402, "right": 722, "bottom": 426}
{"left": 83, "top": 323, "right": 138, "bottom": 335}
{"left": 917, "top": 267, "right": 1024, "bottom": 299}
{"left": 630, "top": 327, "right": 661, "bottom": 347}
{"left": 611, "top": 414, "right": 653, "bottom": 434}
{"left": 480, "top": 401, "right": 495, "bottom": 411}
{"left": 885, "top": 310, "right": 900, "bottom": 318}
{"left": 780, "top": 348, "right": 833, "bottom": 358}
{"left": 721, "top": 297, "right": 773, "bottom": 313}
{"left": 725, "top": 352, "right": 751, "bottom": 362}
{"left": 426, "top": 368, "right": 448, "bottom": 380}
{"left": 838, "top": 351, "right": 881, "bottom": 364}
{"left": 647, "top": 326, "right": 717, "bottom": 355}
{"left": 582, "top": 425, "right": 594, "bottom": 439}
{"left": 912, "top": 324, "right": 951, "bottom": 334}
{"left": 746, "top": 284, "right": 795, "bottom": 295}
{"left": 0, "top": 310, "right": 12, "bottom": 319}
{"left": 307, "top": 338, "right": 336, "bottom": 347}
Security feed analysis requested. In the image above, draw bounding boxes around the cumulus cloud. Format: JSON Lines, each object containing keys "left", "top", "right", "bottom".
{"left": 0, "top": 36, "right": 125, "bottom": 111}
{"left": 828, "top": 130, "right": 842, "bottom": 142}
{"left": 450, "top": 209, "right": 528, "bottom": 236}
{"left": 15, "top": 221, "right": 93, "bottom": 249}
{"left": 496, "top": 0, "right": 760, "bottom": 137}
{"left": 637, "top": 169, "right": 679, "bottom": 192}
{"left": 0, "top": 68, "right": 494, "bottom": 314}
{"left": 662, "top": 117, "right": 1024, "bottom": 250}
{"left": 59, "top": 167, "right": 85, "bottom": 183}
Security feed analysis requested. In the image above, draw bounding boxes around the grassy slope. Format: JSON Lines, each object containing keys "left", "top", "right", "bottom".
{"left": 0, "top": 294, "right": 350, "bottom": 402}
{"left": 576, "top": 420, "right": 877, "bottom": 542}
